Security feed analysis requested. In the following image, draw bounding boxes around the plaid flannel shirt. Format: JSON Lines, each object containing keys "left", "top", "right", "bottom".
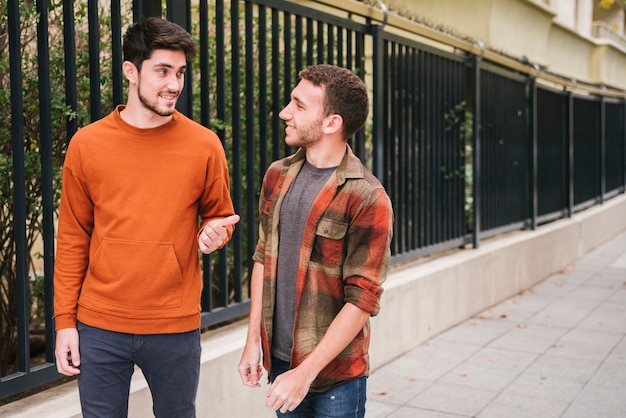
{"left": 252, "top": 145, "right": 394, "bottom": 392}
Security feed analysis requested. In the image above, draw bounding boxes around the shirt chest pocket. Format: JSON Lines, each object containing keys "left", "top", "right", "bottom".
{"left": 311, "top": 218, "right": 348, "bottom": 268}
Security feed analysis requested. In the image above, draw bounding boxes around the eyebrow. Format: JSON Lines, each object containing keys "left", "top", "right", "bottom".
{"left": 153, "top": 63, "right": 188, "bottom": 71}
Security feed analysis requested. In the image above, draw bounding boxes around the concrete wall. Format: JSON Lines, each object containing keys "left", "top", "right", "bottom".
{"left": 3, "top": 194, "right": 624, "bottom": 418}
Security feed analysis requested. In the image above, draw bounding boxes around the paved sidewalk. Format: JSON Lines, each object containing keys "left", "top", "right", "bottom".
{"left": 367, "top": 230, "right": 626, "bottom": 418}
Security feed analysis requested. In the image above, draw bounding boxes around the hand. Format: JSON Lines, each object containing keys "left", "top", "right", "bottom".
{"left": 198, "top": 214, "right": 240, "bottom": 254}
{"left": 55, "top": 328, "right": 81, "bottom": 376}
{"left": 238, "top": 343, "right": 263, "bottom": 388}
{"left": 265, "top": 367, "right": 313, "bottom": 413}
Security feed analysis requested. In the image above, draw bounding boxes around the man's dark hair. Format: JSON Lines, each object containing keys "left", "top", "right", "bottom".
{"left": 123, "top": 17, "right": 196, "bottom": 71}
{"left": 298, "top": 64, "right": 369, "bottom": 140}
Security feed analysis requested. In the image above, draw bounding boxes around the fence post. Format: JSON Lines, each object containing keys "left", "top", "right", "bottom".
{"left": 36, "top": 0, "right": 57, "bottom": 363}
{"left": 133, "top": 0, "right": 162, "bottom": 21}
{"left": 167, "top": 0, "right": 193, "bottom": 118}
{"left": 371, "top": 24, "right": 385, "bottom": 183}
{"left": 530, "top": 77, "right": 538, "bottom": 230}
{"left": 567, "top": 90, "right": 574, "bottom": 217}
{"left": 471, "top": 55, "right": 481, "bottom": 248}
{"left": 600, "top": 96, "right": 606, "bottom": 203}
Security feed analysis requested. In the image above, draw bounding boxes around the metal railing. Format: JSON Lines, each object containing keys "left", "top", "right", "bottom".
{"left": 2, "top": 0, "right": 625, "bottom": 400}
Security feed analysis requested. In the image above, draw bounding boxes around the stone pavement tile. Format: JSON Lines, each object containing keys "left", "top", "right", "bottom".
{"left": 586, "top": 269, "right": 626, "bottom": 286}
{"left": 407, "top": 382, "right": 496, "bottom": 417}
{"left": 476, "top": 393, "right": 568, "bottom": 418}
{"left": 503, "top": 372, "right": 585, "bottom": 402}
{"left": 577, "top": 304, "right": 626, "bottom": 333}
{"left": 365, "top": 399, "right": 401, "bottom": 418}
{"left": 367, "top": 370, "right": 431, "bottom": 405}
{"left": 588, "top": 362, "right": 626, "bottom": 387}
{"left": 380, "top": 340, "right": 480, "bottom": 382}
{"left": 387, "top": 406, "right": 469, "bottom": 418}
{"left": 611, "top": 252, "right": 626, "bottom": 269}
{"left": 476, "top": 293, "right": 552, "bottom": 324}
{"left": 560, "top": 383, "right": 626, "bottom": 418}
{"left": 440, "top": 363, "right": 520, "bottom": 392}
{"left": 367, "top": 401, "right": 470, "bottom": 418}
{"left": 548, "top": 329, "right": 622, "bottom": 361}
{"left": 563, "top": 284, "right": 618, "bottom": 302}
{"left": 604, "top": 336, "right": 626, "bottom": 365}
{"left": 488, "top": 323, "right": 569, "bottom": 354}
{"left": 560, "top": 327, "right": 624, "bottom": 346}
{"left": 527, "top": 276, "right": 578, "bottom": 298}
{"left": 435, "top": 318, "right": 514, "bottom": 347}
{"left": 527, "top": 300, "right": 597, "bottom": 328}
{"left": 464, "top": 346, "right": 538, "bottom": 371}
{"left": 557, "top": 269, "right": 594, "bottom": 283}
{"left": 606, "top": 287, "right": 626, "bottom": 304}
{"left": 476, "top": 305, "right": 536, "bottom": 325}
{"left": 524, "top": 354, "right": 601, "bottom": 382}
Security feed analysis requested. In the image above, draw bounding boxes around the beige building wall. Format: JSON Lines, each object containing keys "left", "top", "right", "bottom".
{"left": 376, "top": 0, "right": 626, "bottom": 90}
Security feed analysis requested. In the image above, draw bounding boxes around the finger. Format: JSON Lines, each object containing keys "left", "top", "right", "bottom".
{"left": 69, "top": 346, "right": 80, "bottom": 368}
{"left": 249, "top": 363, "right": 259, "bottom": 385}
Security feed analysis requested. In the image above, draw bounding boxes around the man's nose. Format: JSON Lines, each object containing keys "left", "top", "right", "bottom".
{"left": 278, "top": 106, "right": 290, "bottom": 120}
{"left": 167, "top": 73, "right": 182, "bottom": 90}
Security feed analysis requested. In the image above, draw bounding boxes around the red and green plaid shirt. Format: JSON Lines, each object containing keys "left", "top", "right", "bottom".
{"left": 252, "top": 145, "right": 394, "bottom": 392}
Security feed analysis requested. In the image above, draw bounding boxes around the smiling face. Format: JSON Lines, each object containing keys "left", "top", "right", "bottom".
{"left": 278, "top": 79, "right": 328, "bottom": 149}
{"left": 131, "top": 49, "right": 188, "bottom": 118}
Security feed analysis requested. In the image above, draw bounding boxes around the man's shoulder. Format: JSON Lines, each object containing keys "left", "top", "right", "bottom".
{"left": 174, "top": 113, "right": 221, "bottom": 144}
{"left": 69, "top": 112, "right": 117, "bottom": 144}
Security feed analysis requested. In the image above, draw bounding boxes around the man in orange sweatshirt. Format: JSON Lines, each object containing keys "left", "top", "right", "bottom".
{"left": 53, "top": 17, "right": 239, "bottom": 417}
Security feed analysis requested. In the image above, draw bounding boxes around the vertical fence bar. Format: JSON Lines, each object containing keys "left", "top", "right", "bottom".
{"left": 600, "top": 97, "right": 606, "bottom": 202}
{"left": 225, "top": 0, "right": 242, "bottom": 307}
{"left": 530, "top": 78, "right": 538, "bottom": 230}
{"left": 371, "top": 24, "right": 385, "bottom": 182}
{"left": 133, "top": 0, "right": 161, "bottom": 21}
{"left": 88, "top": 0, "right": 101, "bottom": 121}
{"left": 167, "top": 0, "right": 192, "bottom": 117}
{"left": 199, "top": 0, "right": 210, "bottom": 127}
{"left": 242, "top": 0, "right": 256, "bottom": 304}
{"left": 36, "top": 0, "right": 57, "bottom": 363}
{"left": 257, "top": 3, "right": 268, "bottom": 215}
{"left": 63, "top": 0, "right": 78, "bottom": 141}
{"left": 111, "top": 0, "right": 124, "bottom": 106}
{"left": 8, "top": 0, "right": 30, "bottom": 374}
{"left": 567, "top": 90, "right": 574, "bottom": 216}
{"left": 271, "top": 8, "right": 281, "bottom": 162}
{"left": 471, "top": 56, "right": 481, "bottom": 248}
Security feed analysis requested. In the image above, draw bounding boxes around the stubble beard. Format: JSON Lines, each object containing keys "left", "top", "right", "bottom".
{"left": 287, "top": 118, "right": 324, "bottom": 148}
{"left": 137, "top": 84, "right": 177, "bottom": 118}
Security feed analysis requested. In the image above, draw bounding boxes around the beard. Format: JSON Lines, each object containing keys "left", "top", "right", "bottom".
{"left": 285, "top": 117, "right": 325, "bottom": 148}
{"left": 137, "top": 82, "right": 178, "bottom": 117}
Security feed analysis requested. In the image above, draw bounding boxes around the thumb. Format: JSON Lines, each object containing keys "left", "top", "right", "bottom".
{"left": 69, "top": 345, "right": 81, "bottom": 367}
{"left": 219, "top": 214, "right": 240, "bottom": 227}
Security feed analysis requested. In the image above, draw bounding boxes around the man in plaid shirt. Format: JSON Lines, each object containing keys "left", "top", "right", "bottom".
{"left": 238, "top": 64, "right": 393, "bottom": 417}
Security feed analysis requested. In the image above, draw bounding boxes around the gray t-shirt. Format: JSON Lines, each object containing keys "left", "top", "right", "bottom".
{"left": 272, "top": 160, "right": 336, "bottom": 362}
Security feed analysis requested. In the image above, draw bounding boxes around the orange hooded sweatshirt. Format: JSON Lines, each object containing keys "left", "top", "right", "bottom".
{"left": 53, "top": 106, "right": 235, "bottom": 334}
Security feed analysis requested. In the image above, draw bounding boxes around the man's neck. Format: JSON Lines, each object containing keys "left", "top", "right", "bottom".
{"left": 119, "top": 100, "right": 174, "bottom": 129}
{"left": 304, "top": 140, "right": 346, "bottom": 168}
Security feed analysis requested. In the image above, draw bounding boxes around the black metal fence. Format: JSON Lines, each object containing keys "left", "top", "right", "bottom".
{"left": 2, "top": 0, "right": 625, "bottom": 401}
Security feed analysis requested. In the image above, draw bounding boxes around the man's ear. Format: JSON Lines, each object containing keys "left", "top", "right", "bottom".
{"left": 323, "top": 114, "right": 343, "bottom": 135}
{"left": 122, "top": 61, "right": 138, "bottom": 84}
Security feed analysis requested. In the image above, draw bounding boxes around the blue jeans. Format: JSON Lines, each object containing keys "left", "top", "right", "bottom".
{"left": 76, "top": 322, "right": 201, "bottom": 418}
{"left": 270, "top": 358, "right": 366, "bottom": 418}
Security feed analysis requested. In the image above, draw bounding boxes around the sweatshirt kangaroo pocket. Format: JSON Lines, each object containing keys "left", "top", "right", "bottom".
{"left": 85, "top": 238, "right": 184, "bottom": 311}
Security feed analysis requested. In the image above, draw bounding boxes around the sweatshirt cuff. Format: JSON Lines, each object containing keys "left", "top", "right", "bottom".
{"left": 54, "top": 314, "right": 77, "bottom": 331}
